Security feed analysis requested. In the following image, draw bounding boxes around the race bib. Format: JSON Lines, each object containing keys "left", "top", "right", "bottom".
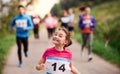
{"left": 83, "top": 20, "right": 91, "bottom": 28}
{"left": 16, "top": 20, "right": 27, "bottom": 28}
{"left": 83, "top": 20, "right": 91, "bottom": 24}
{"left": 33, "top": 18, "right": 40, "bottom": 24}
{"left": 45, "top": 57, "right": 71, "bottom": 74}
{"left": 46, "top": 19, "right": 54, "bottom": 25}
{"left": 61, "top": 17, "right": 69, "bottom": 23}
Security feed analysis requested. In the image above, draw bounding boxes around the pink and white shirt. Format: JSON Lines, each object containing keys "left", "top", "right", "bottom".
{"left": 44, "top": 17, "right": 57, "bottom": 28}
{"left": 42, "top": 47, "right": 72, "bottom": 74}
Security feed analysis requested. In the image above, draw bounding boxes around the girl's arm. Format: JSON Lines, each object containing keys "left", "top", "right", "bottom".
{"left": 79, "top": 15, "right": 85, "bottom": 30}
{"left": 70, "top": 62, "right": 80, "bottom": 74}
{"left": 90, "top": 16, "right": 96, "bottom": 30}
{"left": 36, "top": 58, "right": 45, "bottom": 71}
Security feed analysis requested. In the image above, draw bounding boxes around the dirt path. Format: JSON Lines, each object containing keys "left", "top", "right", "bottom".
{"left": 3, "top": 28, "right": 120, "bottom": 74}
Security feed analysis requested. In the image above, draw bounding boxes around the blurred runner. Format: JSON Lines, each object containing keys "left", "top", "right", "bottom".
{"left": 10, "top": 5, "right": 33, "bottom": 67}
{"left": 68, "top": 8, "right": 75, "bottom": 37}
{"left": 44, "top": 13, "right": 58, "bottom": 39}
{"left": 60, "top": 10, "right": 70, "bottom": 30}
{"left": 78, "top": 6, "right": 96, "bottom": 61}
{"left": 32, "top": 15, "right": 41, "bottom": 39}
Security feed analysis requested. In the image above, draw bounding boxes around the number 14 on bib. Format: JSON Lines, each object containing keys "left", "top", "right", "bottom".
{"left": 45, "top": 57, "right": 71, "bottom": 74}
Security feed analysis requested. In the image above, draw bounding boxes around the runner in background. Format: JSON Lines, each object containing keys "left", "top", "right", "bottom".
{"left": 68, "top": 8, "right": 75, "bottom": 37}
{"left": 36, "top": 28, "right": 80, "bottom": 74}
{"left": 78, "top": 6, "right": 96, "bottom": 61}
{"left": 60, "top": 10, "right": 70, "bottom": 30}
{"left": 10, "top": 5, "right": 33, "bottom": 67}
{"left": 32, "top": 14, "right": 41, "bottom": 39}
{"left": 44, "top": 13, "right": 58, "bottom": 39}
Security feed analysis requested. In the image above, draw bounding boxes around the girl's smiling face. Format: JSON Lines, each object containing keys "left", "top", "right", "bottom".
{"left": 52, "top": 30, "right": 67, "bottom": 46}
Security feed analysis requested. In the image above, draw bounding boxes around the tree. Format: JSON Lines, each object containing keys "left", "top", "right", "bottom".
{"left": 51, "top": 4, "right": 62, "bottom": 17}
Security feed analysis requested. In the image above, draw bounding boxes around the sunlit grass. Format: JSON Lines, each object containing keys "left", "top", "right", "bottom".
{"left": 0, "top": 35, "right": 15, "bottom": 74}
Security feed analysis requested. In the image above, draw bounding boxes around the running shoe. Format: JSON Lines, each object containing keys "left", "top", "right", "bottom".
{"left": 25, "top": 51, "right": 28, "bottom": 58}
{"left": 88, "top": 55, "right": 93, "bottom": 61}
{"left": 80, "top": 52, "right": 84, "bottom": 56}
{"left": 18, "top": 61, "right": 23, "bottom": 67}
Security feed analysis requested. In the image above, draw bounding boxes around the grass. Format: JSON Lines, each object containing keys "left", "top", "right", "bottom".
{"left": 92, "top": 39, "right": 120, "bottom": 67}
{"left": 0, "top": 35, "right": 15, "bottom": 74}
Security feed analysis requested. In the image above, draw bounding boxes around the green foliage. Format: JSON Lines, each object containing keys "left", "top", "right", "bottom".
{"left": 0, "top": 1, "right": 18, "bottom": 73}
{"left": 92, "top": 40, "right": 120, "bottom": 67}
{"left": 59, "top": 0, "right": 117, "bottom": 9}
{"left": 51, "top": 0, "right": 118, "bottom": 18}
{"left": 0, "top": 35, "right": 15, "bottom": 74}
{"left": 60, "top": 0, "right": 80, "bottom": 9}
{"left": 51, "top": 4, "right": 62, "bottom": 17}
{"left": 0, "top": 1, "right": 18, "bottom": 38}
{"left": 92, "top": 1, "right": 120, "bottom": 53}
{"left": 74, "top": 31, "right": 82, "bottom": 43}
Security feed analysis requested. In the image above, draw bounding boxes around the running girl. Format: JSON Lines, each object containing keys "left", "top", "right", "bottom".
{"left": 44, "top": 13, "right": 58, "bottom": 39}
{"left": 78, "top": 6, "right": 96, "bottom": 61}
{"left": 68, "top": 8, "right": 75, "bottom": 37}
{"left": 60, "top": 10, "right": 70, "bottom": 30}
{"left": 36, "top": 28, "right": 80, "bottom": 74}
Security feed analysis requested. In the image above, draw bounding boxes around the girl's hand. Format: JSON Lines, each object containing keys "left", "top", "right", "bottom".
{"left": 89, "top": 23, "right": 93, "bottom": 26}
{"left": 86, "top": 24, "right": 90, "bottom": 28}
{"left": 36, "top": 64, "right": 45, "bottom": 71}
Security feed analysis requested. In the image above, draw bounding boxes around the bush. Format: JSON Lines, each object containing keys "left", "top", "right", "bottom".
{"left": 91, "top": 1, "right": 120, "bottom": 53}
{"left": 92, "top": 39, "right": 120, "bottom": 67}
{"left": 0, "top": 0, "right": 18, "bottom": 38}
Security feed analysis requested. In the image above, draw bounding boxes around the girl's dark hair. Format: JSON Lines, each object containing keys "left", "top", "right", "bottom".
{"left": 18, "top": 5, "right": 25, "bottom": 9}
{"left": 79, "top": 6, "right": 89, "bottom": 12}
{"left": 58, "top": 28, "right": 72, "bottom": 47}
{"left": 61, "top": 10, "right": 67, "bottom": 16}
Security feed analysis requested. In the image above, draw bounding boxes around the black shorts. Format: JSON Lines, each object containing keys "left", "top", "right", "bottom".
{"left": 47, "top": 28, "right": 56, "bottom": 38}
{"left": 68, "top": 26, "right": 74, "bottom": 31}
{"left": 61, "top": 23, "right": 69, "bottom": 29}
